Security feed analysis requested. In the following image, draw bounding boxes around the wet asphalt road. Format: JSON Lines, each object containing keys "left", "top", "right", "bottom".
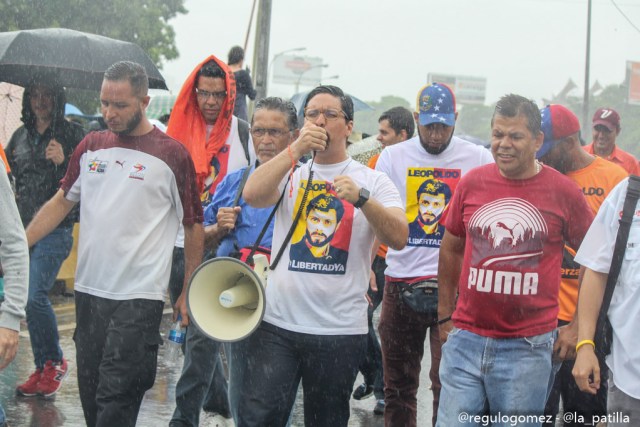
{"left": 0, "top": 294, "right": 434, "bottom": 426}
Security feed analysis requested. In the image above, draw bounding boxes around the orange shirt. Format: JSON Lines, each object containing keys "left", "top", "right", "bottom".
{"left": 0, "top": 145, "right": 10, "bottom": 174}
{"left": 557, "top": 157, "right": 627, "bottom": 321}
{"left": 368, "top": 153, "right": 387, "bottom": 258}
{"left": 583, "top": 143, "right": 640, "bottom": 175}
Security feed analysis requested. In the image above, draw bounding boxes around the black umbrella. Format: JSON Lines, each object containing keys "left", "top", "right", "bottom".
{"left": 0, "top": 28, "right": 167, "bottom": 90}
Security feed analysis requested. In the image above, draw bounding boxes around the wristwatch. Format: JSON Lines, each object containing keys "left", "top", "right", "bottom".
{"left": 353, "top": 188, "right": 370, "bottom": 209}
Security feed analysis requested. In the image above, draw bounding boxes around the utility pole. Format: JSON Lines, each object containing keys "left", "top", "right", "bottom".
{"left": 582, "top": 0, "right": 592, "bottom": 138}
{"left": 252, "top": 0, "right": 271, "bottom": 102}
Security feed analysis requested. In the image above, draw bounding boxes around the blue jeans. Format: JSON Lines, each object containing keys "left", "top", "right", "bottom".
{"left": 27, "top": 226, "right": 73, "bottom": 368}
{"left": 237, "top": 322, "right": 366, "bottom": 427}
{"left": 437, "top": 328, "right": 558, "bottom": 427}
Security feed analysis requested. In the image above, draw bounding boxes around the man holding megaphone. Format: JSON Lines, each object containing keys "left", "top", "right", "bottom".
{"left": 196, "top": 97, "right": 300, "bottom": 426}
{"left": 238, "top": 85, "right": 409, "bottom": 427}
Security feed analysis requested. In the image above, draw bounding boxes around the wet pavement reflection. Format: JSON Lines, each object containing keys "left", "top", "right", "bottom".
{"left": 0, "top": 295, "right": 433, "bottom": 426}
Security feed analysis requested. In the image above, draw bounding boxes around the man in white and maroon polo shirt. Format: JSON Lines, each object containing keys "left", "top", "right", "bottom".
{"left": 25, "top": 61, "right": 204, "bottom": 427}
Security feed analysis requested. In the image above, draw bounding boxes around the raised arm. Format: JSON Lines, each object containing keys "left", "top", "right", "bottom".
{"left": 437, "top": 230, "right": 466, "bottom": 342}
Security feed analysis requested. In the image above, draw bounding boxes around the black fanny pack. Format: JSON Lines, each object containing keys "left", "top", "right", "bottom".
{"left": 397, "top": 280, "right": 438, "bottom": 314}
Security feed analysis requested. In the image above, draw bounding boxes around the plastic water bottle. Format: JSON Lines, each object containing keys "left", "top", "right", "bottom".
{"left": 165, "top": 314, "right": 186, "bottom": 364}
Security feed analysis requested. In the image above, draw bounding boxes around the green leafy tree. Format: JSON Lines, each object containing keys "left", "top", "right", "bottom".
{"left": 0, "top": 0, "right": 187, "bottom": 112}
{"left": 0, "top": 0, "right": 186, "bottom": 65}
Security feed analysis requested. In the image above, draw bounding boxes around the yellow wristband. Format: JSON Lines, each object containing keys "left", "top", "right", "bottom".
{"left": 575, "top": 339, "right": 595, "bottom": 353}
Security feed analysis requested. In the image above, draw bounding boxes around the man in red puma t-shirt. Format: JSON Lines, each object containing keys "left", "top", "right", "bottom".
{"left": 436, "top": 94, "right": 593, "bottom": 426}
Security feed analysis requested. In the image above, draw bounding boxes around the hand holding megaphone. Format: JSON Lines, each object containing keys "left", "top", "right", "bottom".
{"left": 291, "top": 122, "right": 328, "bottom": 158}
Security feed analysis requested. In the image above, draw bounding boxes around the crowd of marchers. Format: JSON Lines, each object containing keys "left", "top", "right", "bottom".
{"left": 0, "top": 47, "right": 639, "bottom": 427}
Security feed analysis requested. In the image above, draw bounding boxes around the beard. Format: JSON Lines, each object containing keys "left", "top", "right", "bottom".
{"left": 420, "top": 213, "right": 439, "bottom": 226}
{"left": 305, "top": 229, "right": 335, "bottom": 247}
{"left": 112, "top": 109, "right": 143, "bottom": 136}
{"left": 419, "top": 128, "right": 454, "bottom": 155}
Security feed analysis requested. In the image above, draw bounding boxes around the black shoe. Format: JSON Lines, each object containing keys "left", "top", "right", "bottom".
{"left": 373, "top": 399, "right": 385, "bottom": 415}
{"left": 352, "top": 382, "right": 374, "bottom": 400}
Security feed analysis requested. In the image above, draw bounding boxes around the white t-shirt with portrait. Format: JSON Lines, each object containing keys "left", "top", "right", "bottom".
{"left": 264, "top": 157, "right": 403, "bottom": 335}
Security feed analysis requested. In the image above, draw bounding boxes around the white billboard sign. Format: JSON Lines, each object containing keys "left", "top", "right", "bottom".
{"left": 273, "top": 55, "right": 325, "bottom": 86}
{"left": 428, "top": 73, "right": 487, "bottom": 105}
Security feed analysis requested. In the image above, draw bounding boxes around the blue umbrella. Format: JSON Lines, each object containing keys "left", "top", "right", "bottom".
{"left": 290, "top": 90, "right": 373, "bottom": 128}
{"left": 65, "top": 103, "right": 83, "bottom": 116}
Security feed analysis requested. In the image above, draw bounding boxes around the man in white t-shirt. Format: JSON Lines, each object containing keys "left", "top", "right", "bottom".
{"left": 166, "top": 55, "right": 256, "bottom": 427}
{"left": 238, "top": 85, "right": 408, "bottom": 426}
{"left": 376, "top": 83, "right": 494, "bottom": 427}
{"left": 25, "top": 61, "right": 204, "bottom": 427}
{"left": 573, "top": 177, "right": 640, "bottom": 426}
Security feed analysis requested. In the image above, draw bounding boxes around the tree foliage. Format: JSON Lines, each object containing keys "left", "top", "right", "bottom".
{"left": 0, "top": 0, "right": 187, "bottom": 113}
{"left": 0, "top": 0, "right": 187, "bottom": 66}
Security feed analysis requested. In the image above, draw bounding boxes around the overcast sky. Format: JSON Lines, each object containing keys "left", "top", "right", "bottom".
{"left": 159, "top": 0, "right": 640, "bottom": 107}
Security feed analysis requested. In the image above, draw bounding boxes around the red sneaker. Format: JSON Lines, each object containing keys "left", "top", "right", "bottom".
{"left": 16, "top": 368, "right": 43, "bottom": 397}
{"left": 38, "top": 358, "right": 68, "bottom": 398}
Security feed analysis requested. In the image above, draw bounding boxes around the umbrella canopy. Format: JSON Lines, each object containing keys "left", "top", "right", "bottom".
{"left": 147, "top": 94, "right": 176, "bottom": 120}
{"left": 290, "top": 90, "right": 374, "bottom": 128}
{"left": 0, "top": 28, "right": 167, "bottom": 90}
{"left": 65, "top": 103, "right": 83, "bottom": 116}
{"left": 0, "top": 82, "right": 24, "bottom": 146}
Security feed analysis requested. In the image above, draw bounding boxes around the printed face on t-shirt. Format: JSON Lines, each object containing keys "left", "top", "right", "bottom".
{"left": 305, "top": 208, "right": 338, "bottom": 247}
{"left": 418, "top": 193, "right": 446, "bottom": 225}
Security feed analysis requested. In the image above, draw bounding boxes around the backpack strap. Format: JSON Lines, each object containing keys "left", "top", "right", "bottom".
{"left": 595, "top": 174, "right": 640, "bottom": 359}
{"left": 237, "top": 118, "right": 251, "bottom": 166}
{"left": 233, "top": 165, "right": 253, "bottom": 208}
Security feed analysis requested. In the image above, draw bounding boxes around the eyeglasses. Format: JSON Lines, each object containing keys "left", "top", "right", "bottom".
{"left": 250, "top": 128, "right": 291, "bottom": 138}
{"left": 195, "top": 88, "right": 227, "bottom": 101}
{"left": 304, "top": 108, "right": 346, "bottom": 121}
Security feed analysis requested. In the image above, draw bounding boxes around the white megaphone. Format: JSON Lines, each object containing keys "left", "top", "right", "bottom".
{"left": 187, "top": 254, "right": 268, "bottom": 342}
